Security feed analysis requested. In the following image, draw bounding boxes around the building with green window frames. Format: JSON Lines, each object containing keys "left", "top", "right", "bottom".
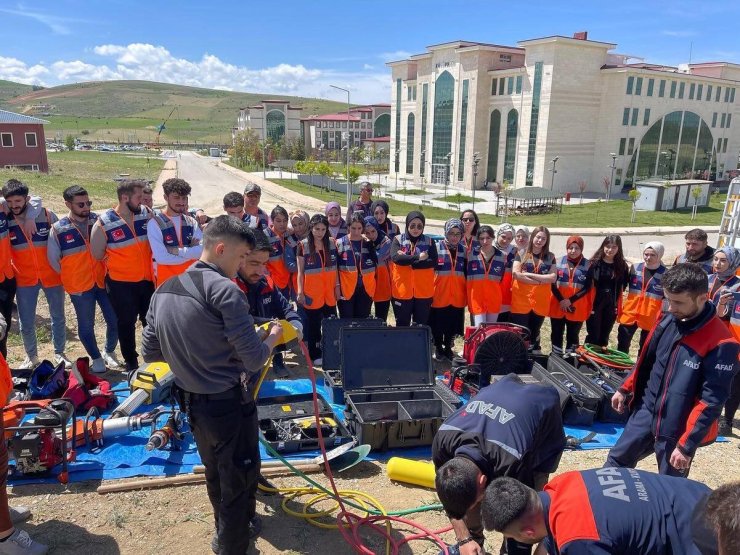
{"left": 235, "top": 100, "right": 303, "bottom": 144}
{"left": 387, "top": 34, "right": 740, "bottom": 193}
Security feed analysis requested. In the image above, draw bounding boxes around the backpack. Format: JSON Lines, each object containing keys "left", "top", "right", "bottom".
{"left": 29, "top": 360, "right": 68, "bottom": 400}
{"left": 62, "top": 357, "right": 115, "bottom": 412}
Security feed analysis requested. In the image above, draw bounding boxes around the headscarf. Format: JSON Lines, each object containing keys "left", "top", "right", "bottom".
{"left": 643, "top": 241, "right": 665, "bottom": 261}
{"left": 497, "top": 223, "right": 515, "bottom": 238}
{"left": 716, "top": 246, "right": 740, "bottom": 279}
{"left": 515, "top": 225, "right": 530, "bottom": 236}
{"left": 324, "top": 201, "right": 341, "bottom": 216}
{"left": 566, "top": 235, "right": 584, "bottom": 251}
{"left": 370, "top": 200, "right": 389, "bottom": 218}
{"left": 289, "top": 209, "right": 310, "bottom": 238}
{"left": 405, "top": 211, "right": 425, "bottom": 228}
{"left": 445, "top": 218, "right": 464, "bottom": 235}
{"left": 363, "top": 216, "right": 386, "bottom": 245}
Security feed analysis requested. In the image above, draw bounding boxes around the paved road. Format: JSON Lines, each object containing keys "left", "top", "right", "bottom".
{"left": 161, "top": 151, "right": 718, "bottom": 263}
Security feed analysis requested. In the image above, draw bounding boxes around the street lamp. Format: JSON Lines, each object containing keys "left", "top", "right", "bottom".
{"left": 330, "top": 84, "right": 352, "bottom": 210}
{"left": 608, "top": 153, "right": 617, "bottom": 202}
{"left": 394, "top": 149, "right": 400, "bottom": 191}
{"left": 472, "top": 152, "right": 481, "bottom": 210}
{"left": 445, "top": 152, "right": 453, "bottom": 200}
{"left": 549, "top": 156, "right": 559, "bottom": 190}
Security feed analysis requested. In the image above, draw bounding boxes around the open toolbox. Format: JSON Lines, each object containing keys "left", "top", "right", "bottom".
{"left": 320, "top": 317, "right": 386, "bottom": 404}
{"left": 569, "top": 356, "right": 630, "bottom": 423}
{"left": 341, "top": 326, "right": 461, "bottom": 451}
{"left": 256, "top": 393, "right": 353, "bottom": 453}
{"left": 531, "top": 359, "right": 601, "bottom": 426}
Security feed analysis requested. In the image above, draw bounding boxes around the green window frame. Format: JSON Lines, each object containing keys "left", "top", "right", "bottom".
{"left": 670, "top": 81, "right": 676, "bottom": 98}
{"left": 643, "top": 108, "right": 651, "bottom": 126}
{"left": 626, "top": 76, "right": 634, "bottom": 94}
{"left": 406, "top": 113, "right": 415, "bottom": 174}
{"left": 627, "top": 138, "right": 635, "bottom": 156}
{"left": 635, "top": 77, "right": 643, "bottom": 95}
{"left": 619, "top": 138, "right": 626, "bottom": 155}
{"left": 728, "top": 114, "right": 733, "bottom": 128}
{"left": 697, "top": 84, "right": 703, "bottom": 100}
{"left": 507, "top": 77, "right": 514, "bottom": 95}
{"left": 707, "top": 85, "right": 713, "bottom": 101}
{"left": 678, "top": 82, "right": 685, "bottom": 99}
{"left": 647, "top": 78, "right": 654, "bottom": 96}
{"left": 721, "top": 113, "right": 726, "bottom": 128}
{"left": 431, "top": 71, "right": 455, "bottom": 166}
{"left": 503, "top": 109, "right": 518, "bottom": 182}
{"left": 420, "top": 83, "right": 428, "bottom": 176}
{"left": 395, "top": 78, "right": 402, "bottom": 171}
{"left": 457, "top": 80, "right": 469, "bottom": 180}
{"left": 716, "top": 86, "right": 722, "bottom": 102}
{"left": 689, "top": 83, "right": 695, "bottom": 99}
{"left": 525, "top": 61, "right": 543, "bottom": 186}
{"left": 712, "top": 113, "right": 717, "bottom": 127}
{"left": 515, "top": 75, "right": 522, "bottom": 94}
{"left": 498, "top": 79, "right": 505, "bottom": 95}
{"left": 491, "top": 78, "right": 497, "bottom": 95}
{"left": 659, "top": 80, "right": 666, "bottom": 97}
{"left": 622, "top": 108, "right": 630, "bottom": 126}
{"left": 487, "top": 110, "right": 501, "bottom": 182}
{"left": 631, "top": 108, "right": 639, "bottom": 126}
{"left": 265, "top": 110, "right": 286, "bottom": 143}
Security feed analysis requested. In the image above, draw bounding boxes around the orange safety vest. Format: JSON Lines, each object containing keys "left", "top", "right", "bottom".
{"left": 465, "top": 244, "right": 505, "bottom": 315}
{"left": 265, "top": 226, "right": 292, "bottom": 290}
{"left": 549, "top": 256, "right": 592, "bottom": 322}
{"left": 53, "top": 215, "right": 106, "bottom": 294}
{"left": 391, "top": 234, "right": 435, "bottom": 300}
{"left": 0, "top": 352, "right": 12, "bottom": 409}
{"left": 498, "top": 244, "right": 516, "bottom": 309}
{"left": 728, "top": 291, "right": 740, "bottom": 341}
{"left": 373, "top": 235, "right": 393, "bottom": 302}
{"left": 99, "top": 208, "right": 153, "bottom": 283}
{"left": 0, "top": 210, "right": 13, "bottom": 281}
{"left": 152, "top": 212, "right": 198, "bottom": 286}
{"left": 336, "top": 236, "right": 376, "bottom": 300}
{"left": 511, "top": 251, "right": 556, "bottom": 317}
{"left": 618, "top": 262, "right": 666, "bottom": 330}
{"left": 7, "top": 209, "right": 61, "bottom": 288}
{"left": 299, "top": 239, "right": 337, "bottom": 309}
{"left": 433, "top": 239, "right": 466, "bottom": 308}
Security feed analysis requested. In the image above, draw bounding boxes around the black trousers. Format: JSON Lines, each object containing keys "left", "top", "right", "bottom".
{"left": 304, "top": 304, "right": 336, "bottom": 360}
{"left": 723, "top": 373, "right": 740, "bottom": 426}
{"left": 0, "top": 278, "right": 16, "bottom": 358}
{"left": 585, "top": 292, "right": 617, "bottom": 348}
{"left": 392, "top": 297, "right": 433, "bottom": 327}
{"left": 430, "top": 305, "right": 465, "bottom": 349}
{"left": 337, "top": 287, "right": 373, "bottom": 319}
{"left": 510, "top": 311, "right": 546, "bottom": 350}
{"left": 550, "top": 317, "right": 583, "bottom": 352}
{"left": 616, "top": 323, "right": 649, "bottom": 354}
{"left": 185, "top": 392, "right": 260, "bottom": 555}
{"left": 105, "top": 277, "right": 154, "bottom": 367}
{"left": 374, "top": 300, "right": 390, "bottom": 322}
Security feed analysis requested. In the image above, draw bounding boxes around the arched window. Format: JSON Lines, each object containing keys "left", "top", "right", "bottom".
{"left": 406, "top": 113, "right": 415, "bottom": 174}
{"left": 431, "top": 71, "right": 455, "bottom": 165}
{"left": 374, "top": 114, "right": 390, "bottom": 137}
{"left": 487, "top": 110, "right": 501, "bottom": 183}
{"left": 503, "top": 109, "right": 518, "bottom": 182}
{"left": 266, "top": 110, "right": 285, "bottom": 144}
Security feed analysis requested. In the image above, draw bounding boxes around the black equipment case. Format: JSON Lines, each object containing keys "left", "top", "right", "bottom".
{"left": 321, "top": 317, "right": 385, "bottom": 404}
{"left": 256, "top": 393, "right": 353, "bottom": 454}
{"left": 342, "top": 326, "right": 461, "bottom": 451}
{"left": 569, "top": 357, "right": 630, "bottom": 423}
{"left": 531, "top": 359, "right": 601, "bottom": 426}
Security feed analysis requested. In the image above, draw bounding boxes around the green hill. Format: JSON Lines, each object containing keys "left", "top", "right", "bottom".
{"left": 0, "top": 79, "right": 348, "bottom": 144}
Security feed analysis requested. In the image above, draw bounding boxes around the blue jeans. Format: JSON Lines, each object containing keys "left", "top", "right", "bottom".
{"left": 69, "top": 286, "right": 118, "bottom": 359}
{"left": 15, "top": 283, "right": 66, "bottom": 358}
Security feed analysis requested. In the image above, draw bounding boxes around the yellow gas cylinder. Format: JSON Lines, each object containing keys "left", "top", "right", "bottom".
{"left": 386, "top": 457, "right": 436, "bottom": 489}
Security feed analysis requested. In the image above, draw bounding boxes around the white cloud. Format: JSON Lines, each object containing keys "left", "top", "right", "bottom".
{"left": 0, "top": 43, "right": 391, "bottom": 104}
{"left": 661, "top": 30, "right": 697, "bottom": 38}
{"left": 363, "top": 63, "right": 375, "bottom": 70}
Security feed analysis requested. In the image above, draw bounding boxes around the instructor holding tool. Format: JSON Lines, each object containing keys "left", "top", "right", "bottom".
{"left": 142, "top": 215, "right": 283, "bottom": 555}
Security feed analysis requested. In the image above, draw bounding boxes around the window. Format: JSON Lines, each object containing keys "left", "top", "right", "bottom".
{"left": 721, "top": 113, "right": 726, "bottom": 128}
{"left": 712, "top": 112, "right": 717, "bottom": 127}
{"left": 631, "top": 108, "right": 639, "bottom": 126}
{"left": 628, "top": 138, "right": 635, "bottom": 156}
{"left": 491, "top": 78, "right": 498, "bottom": 95}
{"left": 635, "top": 77, "right": 643, "bottom": 95}
{"left": 678, "top": 82, "right": 685, "bottom": 99}
{"left": 360, "top": 132, "right": 366, "bottom": 140}
{"left": 697, "top": 84, "right": 703, "bottom": 99}
{"left": 626, "top": 76, "right": 634, "bottom": 95}
{"left": 731, "top": 88, "right": 736, "bottom": 103}
{"left": 507, "top": 77, "right": 514, "bottom": 95}
{"left": 659, "top": 80, "right": 666, "bottom": 97}
{"left": 622, "top": 108, "right": 630, "bottom": 126}
{"left": 670, "top": 81, "right": 676, "bottom": 98}
{"left": 413, "top": 86, "right": 417, "bottom": 101}
{"left": 647, "top": 78, "right": 654, "bottom": 96}
{"left": 458, "top": 79, "right": 470, "bottom": 180}
{"left": 503, "top": 109, "right": 518, "bottom": 181}
{"left": 515, "top": 75, "right": 522, "bottom": 94}
{"left": 374, "top": 113, "right": 390, "bottom": 137}
{"left": 487, "top": 110, "right": 501, "bottom": 182}
{"left": 342, "top": 121, "right": 347, "bottom": 128}
{"left": 406, "top": 113, "right": 415, "bottom": 174}
{"left": 24, "top": 132, "right": 37, "bottom": 147}
{"left": 329, "top": 121, "right": 334, "bottom": 128}
{"left": 707, "top": 85, "right": 713, "bottom": 101}
{"left": 689, "top": 83, "right": 695, "bottom": 99}
{"left": 420, "top": 83, "right": 428, "bottom": 176}
{"left": 431, "top": 71, "right": 454, "bottom": 167}
{"left": 407, "top": 86, "right": 411, "bottom": 101}
{"left": 643, "top": 108, "right": 651, "bottom": 126}
{"left": 395, "top": 78, "right": 402, "bottom": 170}
{"left": 725, "top": 87, "right": 731, "bottom": 103}
{"left": 728, "top": 113, "right": 732, "bottom": 128}
{"left": 498, "top": 79, "right": 505, "bottom": 95}
{"left": 724, "top": 138, "right": 729, "bottom": 153}
{"left": 619, "top": 138, "right": 626, "bottom": 155}
{"left": 525, "top": 61, "right": 543, "bottom": 186}
{"left": 1, "top": 133, "right": 13, "bottom": 147}
{"left": 716, "top": 86, "right": 722, "bottom": 102}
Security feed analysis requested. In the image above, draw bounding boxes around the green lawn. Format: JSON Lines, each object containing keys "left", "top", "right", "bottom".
{"left": 440, "top": 193, "right": 478, "bottom": 203}
{"left": 0, "top": 151, "right": 165, "bottom": 212}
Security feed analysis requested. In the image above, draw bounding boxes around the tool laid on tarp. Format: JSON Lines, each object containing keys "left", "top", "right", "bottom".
{"left": 111, "top": 361, "right": 175, "bottom": 417}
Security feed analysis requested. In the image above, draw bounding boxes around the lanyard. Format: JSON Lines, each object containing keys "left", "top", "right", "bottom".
{"left": 481, "top": 248, "right": 496, "bottom": 278}
{"left": 710, "top": 275, "right": 735, "bottom": 302}
{"left": 564, "top": 256, "right": 582, "bottom": 288}
{"left": 640, "top": 264, "right": 660, "bottom": 295}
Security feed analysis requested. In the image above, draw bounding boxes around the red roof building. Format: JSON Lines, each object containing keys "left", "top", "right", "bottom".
{"left": 0, "top": 110, "right": 49, "bottom": 172}
{"left": 300, "top": 104, "right": 391, "bottom": 154}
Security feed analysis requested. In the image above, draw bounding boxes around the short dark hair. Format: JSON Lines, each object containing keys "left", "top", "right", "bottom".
{"left": 116, "top": 179, "right": 147, "bottom": 201}
{"left": 349, "top": 211, "right": 366, "bottom": 227}
{"left": 63, "top": 185, "right": 88, "bottom": 202}
{"left": 271, "top": 205, "right": 289, "bottom": 221}
{"left": 142, "top": 185, "right": 153, "bottom": 194}
{"left": 662, "top": 263, "right": 708, "bottom": 296}
{"left": 203, "top": 215, "right": 255, "bottom": 250}
{"left": 436, "top": 458, "right": 480, "bottom": 520}
{"left": 162, "top": 178, "right": 191, "bottom": 197}
{"left": 685, "top": 228, "right": 708, "bottom": 242}
{"left": 223, "top": 191, "right": 244, "bottom": 209}
{"left": 705, "top": 482, "right": 740, "bottom": 554}
{"left": 482, "top": 477, "right": 536, "bottom": 532}
{"left": 3, "top": 179, "right": 28, "bottom": 199}
{"left": 477, "top": 225, "right": 495, "bottom": 240}
{"left": 251, "top": 229, "right": 272, "bottom": 253}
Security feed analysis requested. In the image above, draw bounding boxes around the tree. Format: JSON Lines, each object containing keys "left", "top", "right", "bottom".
{"left": 317, "top": 161, "right": 333, "bottom": 192}
{"left": 65, "top": 134, "right": 76, "bottom": 151}
{"left": 578, "top": 180, "right": 588, "bottom": 204}
{"left": 601, "top": 176, "right": 611, "bottom": 201}
{"left": 232, "top": 129, "right": 260, "bottom": 168}
{"left": 691, "top": 185, "right": 702, "bottom": 220}
{"left": 348, "top": 166, "right": 362, "bottom": 187}
{"left": 628, "top": 187, "right": 642, "bottom": 223}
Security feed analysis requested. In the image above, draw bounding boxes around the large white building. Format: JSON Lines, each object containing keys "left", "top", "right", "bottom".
{"left": 234, "top": 100, "right": 303, "bottom": 143}
{"left": 387, "top": 33, "right": 740, "bottom": 193}
{"left": 300, "top": 104, "right": 391, "bottom": 156}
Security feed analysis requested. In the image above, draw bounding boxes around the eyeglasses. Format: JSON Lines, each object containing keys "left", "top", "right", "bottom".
{"left": 461, "top": 217, "right": 475, "bottom": 223}
{"left": 447, "top": 231, "right": 462, "bottom": 238}
{"left": 74, "top": 201, "right": 93, "bottom": 208}
{"left": 408, "top": 223, "right": 424, "bottom": 230}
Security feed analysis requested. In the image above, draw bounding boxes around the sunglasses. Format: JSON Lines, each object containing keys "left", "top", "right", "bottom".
{"left": 408, "top": 223, "right": 424, "bottom": 230}
{"left": 74, "top": 201, "right": 93, "bottom": 208}
{"left": 461, "top": 217, "right": 475, "bottom": 223}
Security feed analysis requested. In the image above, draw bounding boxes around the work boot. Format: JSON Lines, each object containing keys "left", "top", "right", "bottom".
{"left": 272, "top": 357, "right": 289, "bottom": 379}
{"left": 0, "top": 529, "right": 48, "bottom": 555}
{"left": 718, "top": 420, "right": 732, "bottom": 437}
{"left": 211, "top": 517, "right": 263, "bottom": 553}
{"left": 9, "top": 506, "right": 31, "bottom": 525}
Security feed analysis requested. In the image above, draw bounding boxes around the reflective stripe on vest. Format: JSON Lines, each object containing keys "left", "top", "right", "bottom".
{"left": 511, "top": 252, "right": 556, "bottom": 316}
{"left": 152, "top": 212, "right": 198, "bottom": 285}
{"left": 373, "top": 236, "right": 393, "bottom": 302}
{"left": 99, "top": 208, "right": 153, "bottom": 283}
{"left": 0, "top": 211, "right": 12, "bottom": 280}
{"left": 433, "top": 239, "right": 466, "bottom": 308}
{"left": 550, "top": 256, "right": 592, "bottom": 322}
{"left": 618, "top": 262, "right": 666, "bottom": 329}
{"left": 676, "top": 253, "right": 713, "bottom": 275}
{"left": 300, "top": 239, "right": 337, "bottom": 309}
{"left": 465, "top": 244, "right": 505, "bottom": 314}
{"left": 8, "top": 209, "right": 61, "bottom": 287}
{"left": 391, "top": 234, "right": 435, "bottom": 300}
{"left": 729, "top": 293, "right": 740, "bottom": 341}
{"left": 336, "top": 236, "right": 376, "bottom": 300}
{"left": 54, "top": 215, "right": 106, "bottom": 294}
{"left": 265, "top": 227, "right": 291, "bottom": 290}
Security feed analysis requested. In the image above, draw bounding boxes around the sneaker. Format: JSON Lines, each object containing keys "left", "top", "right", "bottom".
{"left": 102, "top": 352, "right": 121, "bottom": 369}
{"left": 91, "top": 358, "right": 107, "bottom": 374}
{"left": 312, "top": 358, "right": 323, "bottom": 367}
{"left": 211, "top": 517, "right": 262, "bottom": 553}
{"left": 272, "top": 359, "right": 289, "bottom": 379}
{"left": 718, "top": 420, "right": 732, "bottom": 437}
{"left": 9, "top": 506, "right": 31, "bottom": 525}
{"left": 0, "top": 529, "right": 48, "bottom": 554}
{"left": 17, "top": 357, "right": 39, "bottom": 370}
{"left": 54, "top": 353, "right": 72, "bottom": 369}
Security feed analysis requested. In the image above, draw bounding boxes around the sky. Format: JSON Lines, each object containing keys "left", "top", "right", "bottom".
{"left": 1, "top": 0, "right": 739, "bottom": 105}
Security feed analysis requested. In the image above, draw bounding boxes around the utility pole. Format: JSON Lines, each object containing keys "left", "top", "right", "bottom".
{"left": 608, "top": 153, "right": 617, "bottom": 202}
{"left": 330, "top": 84, "right": 351, "bottom": 210}
{"left": 550, "top": 156, "right": 559, "bottom": 190}
{"left": 472, "top": 152, "right": 481, "bottom": 211}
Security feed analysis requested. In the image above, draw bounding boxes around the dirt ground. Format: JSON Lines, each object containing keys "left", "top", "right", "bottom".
{"left": 5, "top": 298, "right": 740, "bottom": 555}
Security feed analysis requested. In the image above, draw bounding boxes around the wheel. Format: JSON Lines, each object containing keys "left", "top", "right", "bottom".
{"left": 473, "top": 330, "right": 530, "bottom": 387}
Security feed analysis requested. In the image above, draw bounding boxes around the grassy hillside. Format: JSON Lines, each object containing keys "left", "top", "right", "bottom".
{"left": 0, "top": 79, "right": 349, "bottom": 144}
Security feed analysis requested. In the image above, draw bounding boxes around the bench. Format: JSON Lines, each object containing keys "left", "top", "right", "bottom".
{"left": 447, "top": 202, "right": 460, "bottom": 211}
{"left": 421, "top": 199, "right": 432, "bottom": 206}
